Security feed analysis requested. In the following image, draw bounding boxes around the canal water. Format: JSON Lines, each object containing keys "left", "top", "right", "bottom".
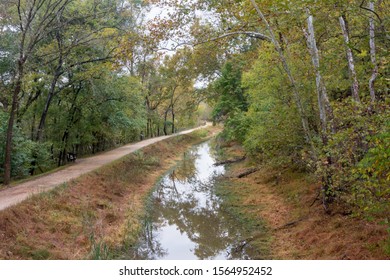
{"left": 128, "top": 141, "right": 258, "bottom": 260}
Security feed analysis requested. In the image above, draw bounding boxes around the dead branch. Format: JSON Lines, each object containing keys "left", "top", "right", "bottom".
{"left": 310, "top": 187, "right": 321, "bottom": 207}
{"left": 237, "top": 168, "right": 259, "bottom": 178}
{"left": 196, "top": 31, "right": 272, "bottom": 45}
{"left": 275, "top": 216, "right": 307, "bottom": 230}
{"left": 359, "top": 0, "right": 383, "bottom": 24}
{"left": 214, "top": 156, "right": 246, "bottom": 166}
{"left": 231, "top": 232, "right": 266, "bottom": 253}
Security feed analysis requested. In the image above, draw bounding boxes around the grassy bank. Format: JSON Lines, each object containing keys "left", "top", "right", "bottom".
{"left": 214, "top": 141, "right": 389, "bottom": 260}
{"left": 0, "top": 127, "right": 218, "bottom": 260}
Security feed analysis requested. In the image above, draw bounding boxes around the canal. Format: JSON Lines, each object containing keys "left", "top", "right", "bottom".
{"left": 127, "top": 140, "right": 259, "bottom": 260}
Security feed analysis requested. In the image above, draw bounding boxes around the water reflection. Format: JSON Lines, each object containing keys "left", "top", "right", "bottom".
{"left": 129, "top": 141, "right": 257, "bottom": 260}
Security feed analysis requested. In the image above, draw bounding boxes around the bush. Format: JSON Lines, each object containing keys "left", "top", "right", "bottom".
{"left": 319, "top": 98, "right": 390, "bottom": 218}
{"left": 353, "top": 128, "right": 390, "bottom": 218}
{"left": 221, "top": 112, "right": 250, "bottom": 143}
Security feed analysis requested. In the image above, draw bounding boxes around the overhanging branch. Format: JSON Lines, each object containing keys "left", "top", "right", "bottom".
{"left": 359, "top": 0, "right": 382, "bottom": 24}
{"left": 156, "top": 30, "right": 272, "bottom": 52}
{"left": 206, "top": 31, "right": 272, "bottom": 42}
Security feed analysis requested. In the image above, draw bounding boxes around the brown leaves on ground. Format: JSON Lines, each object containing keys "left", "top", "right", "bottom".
{"left": 224, "top": 158, "right": 389, "bottom": 260}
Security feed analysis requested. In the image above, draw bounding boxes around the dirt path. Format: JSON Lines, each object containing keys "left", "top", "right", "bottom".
{"left": 0, "top": 124, "right": 210, "bottom": 211}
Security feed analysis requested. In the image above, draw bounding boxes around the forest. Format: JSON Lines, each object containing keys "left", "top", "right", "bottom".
{"left": 0, "top": 0, "right": 389, "bottom": 233}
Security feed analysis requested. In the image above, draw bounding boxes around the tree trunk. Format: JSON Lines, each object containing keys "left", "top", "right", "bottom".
{"left": 163, "top": 108, "right": 169, "bottom": 135}
{"left": 305, "top": 11, "right": 335, "bottom": 211}
{"left": 3, "top": 0, "right": 28, "bottom": 185}
{"left": 146, "top": 118, "right": 150, "bottom": 138}
{"left": 3, "top": 75, "right": 22, "bottom": 185}
{"left": 171, "top": 107, "right": 175, "bottom": 134}
{"left": 339, "top": 15, "right": 360, "bottom": 102}
{"left": 368, "top": 1, "right": 378, "bottom": 103}
{"left": 58, "top": 89, "right": 80, "bottom": 166}
{"left": 36, "top": 64, "right": 62, "bottom": 141}
{"left": 58, "top": 129, "right": 69, "bottom": 166}
{"left": 149, "top": 119, "right": 154, "bottom": 137}
{"left": 30, "top": 105, "right": 36, "bottom": 140}
{"left": 305, "top": 11, "right": 334, "bottom": 136}
{"left": 36, "top": 92, "right": 54, "bottom": 141}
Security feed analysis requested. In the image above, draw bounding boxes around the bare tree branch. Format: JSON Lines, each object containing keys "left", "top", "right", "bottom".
{"left": 156, "top": 30, "right": 271, "bottom": 52}
{"left": 359, "top": 0, "right": 382, "bottom": 23}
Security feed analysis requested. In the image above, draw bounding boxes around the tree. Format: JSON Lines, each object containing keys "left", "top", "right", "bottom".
{"left": 34, "top": 0, "right": 126, "bottom": 141}
{"left": 368, "top": 1, "right": 378, "bottom": 103}
{"left": 3, "top": 0, "right": 71, "bottom": 185}
{"left": 1, "top": 0, "right": 154, "bottom": 180}
{"left": 303, "top": 9, "right": 336, "bottom": 210}
{"left": 304, "top": 10, "right": 334, "bottom": 137}
{"left": 181, "top": 0, "right": 389, "bottom": 215}
{"left": 159, "top": 48, "right": 196, "bottom": 134}
{"left": 339, "top": 14, "right": 360, "bottom": 102}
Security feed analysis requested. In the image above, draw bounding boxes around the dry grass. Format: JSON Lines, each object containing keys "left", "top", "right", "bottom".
{"left": 219, "top": 146, "right": 389, "bottom": 260}
{"left": 0, "top": 127, "right": 218, "bottom": 260}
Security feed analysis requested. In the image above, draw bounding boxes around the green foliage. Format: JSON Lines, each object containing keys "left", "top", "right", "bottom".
{"left": 212, "top": 61, "right": 248, "bottom": 122}
{"left": 44, "top": 71, "right": 147, "bottom": 158}
{"left": 241, "top": 45, "right": 307, "bottom": 166}
{"left": 0, "top": 111, "right": 54, "bottom": 181}
{"left": 353, "top": 116, "right": 389, "bottom": 218}
{"left": 317, "top": 98, "right": 389, "bottom": 217}
{"left": 221, "top": 112, "right": 250, "bottom": 143}
{"left": 211, "top": 59, "right": 250, "bottom": 143}
{"left": 0, "top": 30, "right": 17, "bottom": 76}
{"left": 203, "top": 0, "right": 389, "bottom": 220}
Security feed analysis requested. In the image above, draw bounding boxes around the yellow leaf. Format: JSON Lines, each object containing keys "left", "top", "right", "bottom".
{"left": 357, "top": 50, "right": 368, "bottom": 58}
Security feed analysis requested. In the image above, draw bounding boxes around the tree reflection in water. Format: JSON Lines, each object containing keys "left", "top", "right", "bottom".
{"left": 127, "top": 141, "right": 260, "bottom": 260}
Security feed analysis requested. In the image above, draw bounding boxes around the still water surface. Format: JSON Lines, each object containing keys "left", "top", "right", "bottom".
{"left": 129, "top": 141, "right": 258, "bottom": 260}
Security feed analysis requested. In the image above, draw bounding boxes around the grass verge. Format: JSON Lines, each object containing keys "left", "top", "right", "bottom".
{"left": 214, "top": 141, "right": 389, "bottom": 260}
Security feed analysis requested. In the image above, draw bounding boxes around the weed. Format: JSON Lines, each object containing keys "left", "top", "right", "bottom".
{"left": 89, "top": 237, "right": 111, "bottom": 260}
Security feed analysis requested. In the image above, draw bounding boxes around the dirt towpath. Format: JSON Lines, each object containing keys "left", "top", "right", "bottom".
{"left": 0, "top": 124, "right": 210, "bottom": 211}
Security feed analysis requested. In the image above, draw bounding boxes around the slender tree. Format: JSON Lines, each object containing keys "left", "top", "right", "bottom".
{"left": 368, "top": 1, "right": 378, "bottom": 103}
{"left": 339, "top": 15, "right": 360, "bottom": 103}
{"left": 304, "top": 9, "right": 337, "bottom": 211}
{"left": 304, "top": 10, "right": 334, "bottom": 136}
{"left": 249, "top": 0, "right": 315, "bottom": 154}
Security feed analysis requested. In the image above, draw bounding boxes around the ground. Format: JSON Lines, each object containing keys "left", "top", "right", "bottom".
{"left": 217, "top": 143, "right": 389, "bottom": 260}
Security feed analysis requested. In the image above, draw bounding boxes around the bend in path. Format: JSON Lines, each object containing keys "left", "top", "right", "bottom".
{"left": 0, "top": 124, "right": 210, "bottom": 211}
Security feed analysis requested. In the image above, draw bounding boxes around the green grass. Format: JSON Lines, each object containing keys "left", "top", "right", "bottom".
{"left": 31, "top": 249, "right": 51, "bottom": 260}
{"left": 89, "top": 238, "right": 112, "bottom": 260}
